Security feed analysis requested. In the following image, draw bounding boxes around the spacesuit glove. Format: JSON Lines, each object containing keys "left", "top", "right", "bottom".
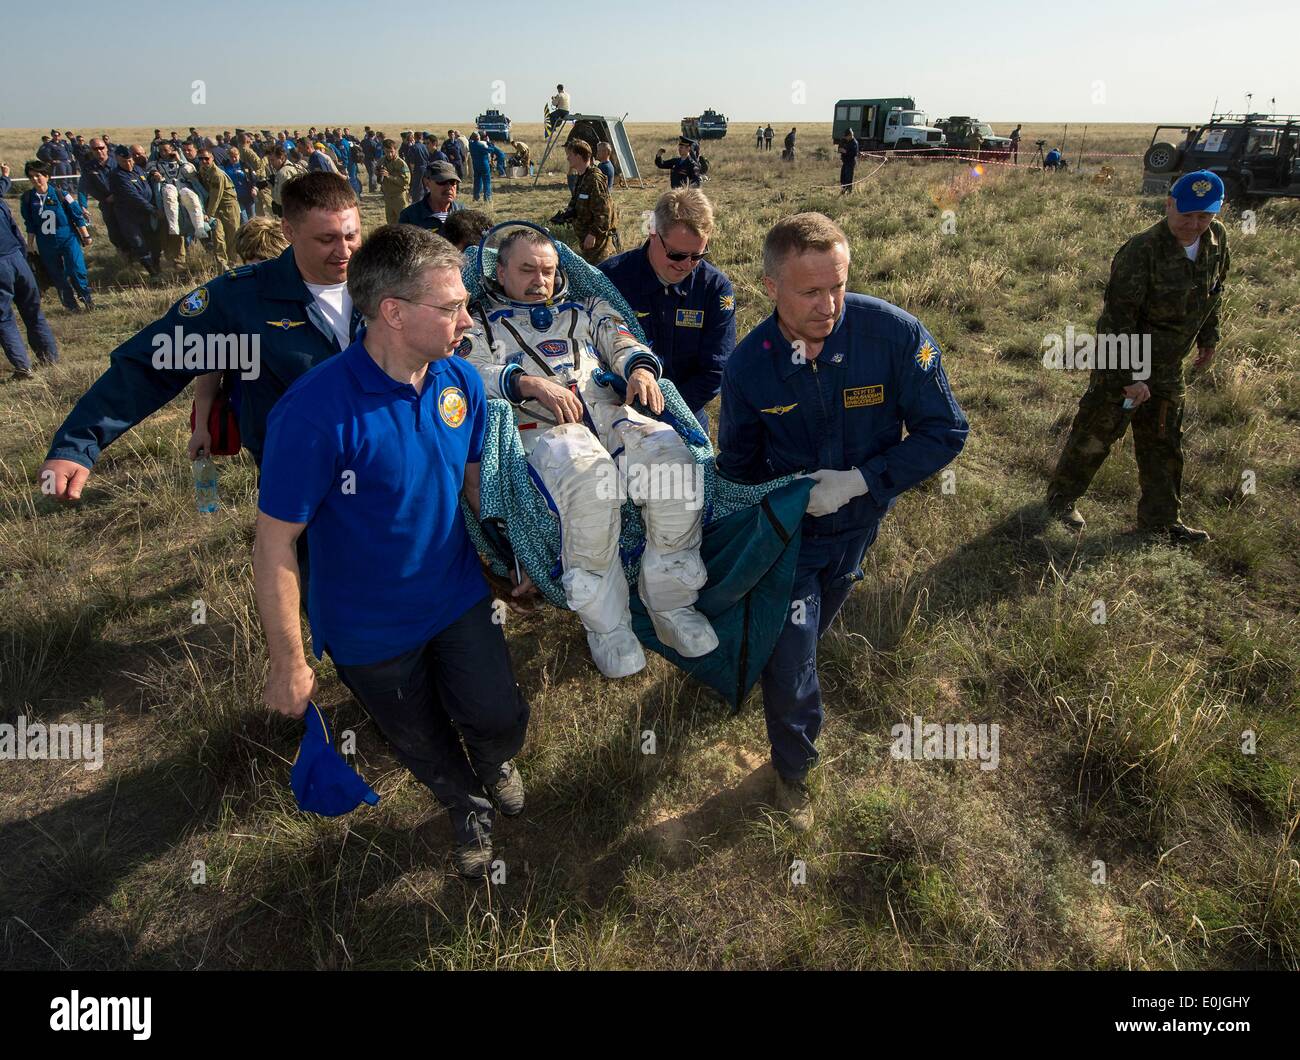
{"left": 805, "top": 468, "right": 868, "bottom": 518}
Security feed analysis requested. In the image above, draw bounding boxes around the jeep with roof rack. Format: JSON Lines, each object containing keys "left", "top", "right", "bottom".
{"left": 1141, "top": 112, "right": 1300, "bottom": 204}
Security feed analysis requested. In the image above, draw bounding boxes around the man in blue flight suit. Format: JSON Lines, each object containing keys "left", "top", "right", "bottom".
{"left": 108, "top": 145, "right": 161, "bottom": 275}
{"left": 40, "top": 131, "right": 74, "bottom": 177}
{"left": 78, "top": 138, "right": 124, "bottom": 253}
{"left": 20, "top": 162, "right": 94, "bottom": 312}
{"left": 599, "top": 188, "right": 734, "bottom": 433}
{"left": 38, "top": 173, "right": 363, "bottom": 503}
{"left": 0, "top": 164, "right": 59, "bottom": 379}
{"left": 654, "top": 137, "right": 703, "bottom": 189}
{"left": 718, "top": 212, "right": 968, "bottom": 830}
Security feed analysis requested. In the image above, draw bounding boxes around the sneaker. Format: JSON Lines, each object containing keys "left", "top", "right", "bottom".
{"left": 452, "top": 837, "right": 494, "bottom": 879}
{"left": 773, "top": 773, "right": 814, "bottom": 833}
{"left": 1046, "top": 495, "right": 1086, "bottom": 531}
{"left": 11, "top": 367, "right": 34, "bottom": 381}
{"left": 487, "top": 760, "right": 525, "bottom": 817}
{"left": 1165, "top": 522, "right": 1211, "bottom": 545}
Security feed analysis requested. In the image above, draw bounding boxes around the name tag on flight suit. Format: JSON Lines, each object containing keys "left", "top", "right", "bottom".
{"left": 675, "top": 309, "right": 704, "bottom": 328}
{"left": 843, "top": 385, "right": 884, "bottom": 408}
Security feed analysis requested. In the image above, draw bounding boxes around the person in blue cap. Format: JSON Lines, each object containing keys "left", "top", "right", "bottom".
{"left": 256, "top": 224, "right": 530, "bottom": 879}
{"left": 0, "top": 162, "right": 59, "bottom": 380}
{"left": 1046, "top": 170, "right": 1230, "bottom": 543}
{"left": 20, "top": 161, "right": 94, "bottom": 313}
{"left": 599, "top": 188, "right": 735, "bottom": 434}
{"left": 718, "top": 212, "right": 969, "bottom": 831}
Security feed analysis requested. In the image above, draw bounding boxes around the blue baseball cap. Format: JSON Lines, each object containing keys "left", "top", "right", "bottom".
{"left": 290, "top": 703, "right": 380, "bottom": 817}
{"left": 1169, "top": 170, "right": 1224, "bottom": 214}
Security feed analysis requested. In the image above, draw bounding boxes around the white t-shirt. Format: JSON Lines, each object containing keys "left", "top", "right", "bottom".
{"left": 305, "top": 281, "right": 353, "bottom": 349}
{"left": 1184, "top": 237, "right": 1200, "bottom": 261}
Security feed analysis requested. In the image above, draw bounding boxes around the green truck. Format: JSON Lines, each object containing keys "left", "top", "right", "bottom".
{"left": 833, "top": 97, "right": 946, "bottom": 150}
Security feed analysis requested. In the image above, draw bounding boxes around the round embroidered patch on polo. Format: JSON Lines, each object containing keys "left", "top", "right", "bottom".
{"left": 439, "top": 386, "right": 467, "bottom": 428}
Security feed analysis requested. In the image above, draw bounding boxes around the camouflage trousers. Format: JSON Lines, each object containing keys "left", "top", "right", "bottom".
{"left": 1046, "top": 378, "right": 1185, "bottom": 528}
{"left": 384, "top": 198, "right": 405, "bottom": 224}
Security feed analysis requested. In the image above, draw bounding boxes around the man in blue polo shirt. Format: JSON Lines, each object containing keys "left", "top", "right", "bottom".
{"left": 719, "top": 212, "right": 968, "bottom": 831}
{"left": 599, "top": 188, "right": 735, "bottom": 433}
{"left": 255, "top": 225, "right": 529, "bottom": 880}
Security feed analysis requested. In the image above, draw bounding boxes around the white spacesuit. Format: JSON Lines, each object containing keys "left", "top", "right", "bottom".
{"left": 464, "top": 227, "right": 718, "bottom": 679}
{"left": 145, "top": 156, "right": 206, "bottom": 237}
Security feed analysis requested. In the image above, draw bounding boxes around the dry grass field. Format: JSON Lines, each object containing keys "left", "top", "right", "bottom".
{"left": 0, "top": 120, "right": 1296, "bottom": 970}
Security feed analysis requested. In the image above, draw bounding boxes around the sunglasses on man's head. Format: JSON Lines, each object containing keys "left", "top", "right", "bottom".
{"left": 656, "top": 232, "right": 708, "bottom": 263}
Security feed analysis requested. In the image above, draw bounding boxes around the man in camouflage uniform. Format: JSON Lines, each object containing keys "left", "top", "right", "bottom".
{"left": 377, "top": 139, "right": 410, "bottom": 224}
{"left": 1046, "top": 170, "right": 1231, "bottom": 544}
{"left": 562, "top": 140, "right": 615, "bottom": 265}
{"left": 238, "top": 133, "right": 273, "bottom": 217}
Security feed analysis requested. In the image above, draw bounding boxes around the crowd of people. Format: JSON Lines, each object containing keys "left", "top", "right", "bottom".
{"left": 7, "top": 109, "right": 1231, "bottom": 878}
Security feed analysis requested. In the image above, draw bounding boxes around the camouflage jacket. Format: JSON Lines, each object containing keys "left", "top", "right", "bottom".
{"left": 1095, "top": 217, "right": 1230, "bottom": 389}
{"left": 571, "top": 167, "right": 613, "bottom": 242}
{"left": 377, "top": 156, "right": 410, "bottom": 200}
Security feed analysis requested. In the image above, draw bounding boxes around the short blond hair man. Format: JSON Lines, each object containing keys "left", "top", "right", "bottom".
{"left": 598, "top": 188, "right": 733, "bottom": 433}
{"left": 717, "top": 212, "right": 969, "bottom": 831}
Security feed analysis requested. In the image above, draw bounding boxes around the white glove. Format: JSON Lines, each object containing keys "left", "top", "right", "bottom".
{"left": 805, "top": 468, "right": 868, "bottom": 517}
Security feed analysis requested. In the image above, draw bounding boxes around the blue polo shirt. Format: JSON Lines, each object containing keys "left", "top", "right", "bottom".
{"left": 598, "top": 242, "right": 735, "bottom": 412}
{"left": 258, "top": 339, "right": 488, "bottom": 666}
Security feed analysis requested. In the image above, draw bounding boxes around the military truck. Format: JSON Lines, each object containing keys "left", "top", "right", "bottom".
{"left": 934, "top": 117, "right": 1012, "bottom": 160}
{"left": 1142, "top": 113, "right": 1300, "bottom": 203}
{"left": 681, "top": 109, "right": 728, "bottom": 141}
{"left": 833, "top": 98, "right": 945, "bottom": 151}
{"left": 475, "top": 109, "right": 511, "bottom": 143}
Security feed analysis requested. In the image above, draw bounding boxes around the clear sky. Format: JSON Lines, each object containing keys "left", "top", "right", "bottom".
{"left": 2, "top": 0, "right": 1296, "bottom": 128}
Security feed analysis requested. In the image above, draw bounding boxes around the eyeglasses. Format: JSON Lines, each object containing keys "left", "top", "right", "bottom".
{"left": 393, "top": 296, "right": 468, "bottom": 317}
{"left": 655, "top": 232, "right": 708, "bottom": 263}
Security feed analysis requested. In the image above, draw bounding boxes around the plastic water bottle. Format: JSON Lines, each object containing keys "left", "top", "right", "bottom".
{"left": 194, "top": 453, "right": 219, "bottom": 513}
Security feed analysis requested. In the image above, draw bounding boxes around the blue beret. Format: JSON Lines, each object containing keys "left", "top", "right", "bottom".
{"left": 1170, "top": 170, "right": 1224, "bottom": 214}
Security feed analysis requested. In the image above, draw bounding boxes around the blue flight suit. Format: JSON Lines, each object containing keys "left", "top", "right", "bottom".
{"left": 222, "top": 161, "right": 254, "bottom": 222}
{"left": 402, "top": 141, "right": 429, "bottom": 200}
{"left": 0, "top": 176, "right": 58, "bottom": 371}
{"left": 108, "top": 164, "right": 157, "bottom": 266}
{"left": 79, "top": 159, "right": 121, "bottom": 251}
{"left": 20, "top": 186, "right": 92, "bottom": 311}
{"left": 468, "top": 140, "right": 504, "bottom": 200}
{"left": 598, "top": 241, "right": 735, "bottom": 431}
{"left": 654, "top": 153, "right": 701, "bottom": 189}
{"left": 443, "top": 138, "right": 465, "bottom": 179}
{"left": 718, "top": 294, "right": 968, "bottom": 781}
{"left": 45, "top": 246, "right": 363, "bottom": 472}
{"left": 397, "top": 196, "right": 463, "bottom": 234}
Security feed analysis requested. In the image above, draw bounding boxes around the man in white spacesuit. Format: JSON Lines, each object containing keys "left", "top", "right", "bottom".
{"left": 145, "top": 142, "right": 207, "bottom": 237}
{"left": 464, "top": 224, "right": 718, "bottom": 679}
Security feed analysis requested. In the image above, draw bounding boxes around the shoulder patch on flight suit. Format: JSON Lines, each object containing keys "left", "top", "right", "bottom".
{"left": 914, "top": 339, "right": 939, "bottom": 372}
{"left": 675, "top": 308, "right": 704, "bottom": 328}
{"left": 178, "top": 287, "right": 209, "bottom": 317}
{"left": 719, "top": 294, "right": 734, "bottom": 312}
{"left": 844, "top": 385, "right": 884, "bottom": 408}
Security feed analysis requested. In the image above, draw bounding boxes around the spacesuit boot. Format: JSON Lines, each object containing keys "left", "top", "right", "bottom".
{"left": 562, "top": 555, "right": 646, "bottom": 679}
{"left": 639, "top": 546, "right": 718, "bottom": 658}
